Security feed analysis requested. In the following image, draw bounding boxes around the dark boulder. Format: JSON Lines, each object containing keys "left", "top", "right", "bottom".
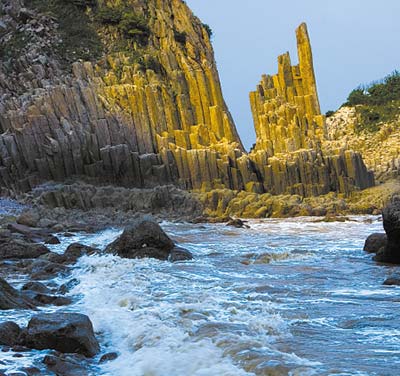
{"left": 99, "top": 352, "right": 118, "bottom": 363}
{"left": 21, "top": 282, "right": 52, "bottom": 294}
{"left": 21, "top": 313, "right": 100, "bottom": 357}
{"left": 43, "top": 354, "right": 89, "bottom": 376}
{"left": 373, "top": 201, "right": 400, "bottom": 264}
{"left": 0, "top": 321, "right": 21, "bottom": 346}
{"left": 63, "top": 243, "right": 98, "bottom": 263}
{"left": 383, "top": 276, "right": 400, "bottom": 286}
{"left": 363, "top": 233, "right": 387, "bottom": 253}
{"left": 0, "top": 277, "right": 35, "bottom": 310}
{"left": 105, "top": 217, "right": 175, "bottom": 260}
{"left": 226, "top": 218, "right": 249, "bottom": 228}
{"left": 0, "top": 240, "right": 49, "bottom": 260}
{"left": 169, "top": 246, "right": 193, "bottom": 262}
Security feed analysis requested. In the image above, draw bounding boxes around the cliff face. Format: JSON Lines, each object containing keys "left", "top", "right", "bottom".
{"left": 0, "top": 2, "right": 374, "bottom": 198}
{"left": 327, "top": 106, "right": 400, "bottom": 182}
{"left": 248, "top": 23, "right": 374, "bottom": 196}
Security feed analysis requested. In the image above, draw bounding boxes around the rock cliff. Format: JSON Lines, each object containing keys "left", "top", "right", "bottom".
{"left": 0, "top": 1, "right": 374, "bottom": 200}
{"left": 248, "top": 23, "right": 374, "bottom": 196}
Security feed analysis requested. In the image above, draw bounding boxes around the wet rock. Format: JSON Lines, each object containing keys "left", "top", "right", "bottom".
{"left": 45, "top": 235, "right": 61, "bottom": 245}
{"left": 31, "top": 294, "right": 72, "bottom": 306}
{"left": 19, "top": 367, "right": 41, "bottom": 375}
{"left": 0, "top": 322, "right": 21, "bottom": 346}
{"left": 7, "top": 223, "right": 54, "bottom": 243}
{"left": 99, "top": 352, "right": 118, "bottom": 363}
{"left": 169, "top": 246, "right": 193, "bottom": 262}
{"left": 63, "top": 243, "right": 98, "bottom": 263}
{"left": 226, "top": 218, "right": 249, "bottom": 228}
{"left": 58, "top": 279, "right": 80, "bottom": 294}
{"left": 363, "top": 233, "right": 387, "bottom": 253}
{"left": 374, "top": 201, "right": 400, "bottom": 264}
{"left": 105, "top": 217, "right": 175, "bottom": 260}
{"left": 383, "top": 277, "right": 400, "bottom": 286}
{"left": 26, "top": 260, "right": 68, "bottom": 280}
{"left": 17, "top": 209, "right": 40, "bottom": 228}
{"left": 0, "top": 277, "right": 35, "bottom": 310}
{"left": 43, "top": 354, "right": 89, "bottom": 376}
{"left": 21, "top": 281, "right": 52, "bottom": 294}
{"left": 21, "top": 313, "right": 100, "bottom": 357}
{"left": 0, "top": 239, "right": 49, "bottom": 260}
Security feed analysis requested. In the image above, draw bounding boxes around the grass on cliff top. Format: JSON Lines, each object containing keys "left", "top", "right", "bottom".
{"left": 343, "top": 71, "right": 400, "bottom": 133}
{"left": 25, "top": 0, "right": 103, "bottom": 65}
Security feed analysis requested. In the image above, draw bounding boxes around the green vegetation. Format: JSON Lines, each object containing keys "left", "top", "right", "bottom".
{"left": 325, "top": 110, "right": 335, "bottom": 118}
{"left": 25, "top": 0, "right": 102, "bottom": 64}
{"left": 344, "top": 71, "right": 400, "bottom": 133}
{"left": 95, "top": 4, "right": 150, "bottom": 45}
{"left": 202, "top": 23, "right": 213, "bottom": 38}
{"left": 346, "top": 71, "right": 400, "bottom": 106}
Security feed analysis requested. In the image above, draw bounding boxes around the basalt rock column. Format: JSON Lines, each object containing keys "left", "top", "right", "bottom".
{"left": 248, "top": 23, "right": 374, "bottom": 195}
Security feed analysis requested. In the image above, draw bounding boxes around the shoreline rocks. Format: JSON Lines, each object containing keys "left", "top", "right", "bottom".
{"left": 105, "top": 217, "right": 193, "bottom": 261}
{"left": 21, "top": 313, "right": 100, "bottom": 357}
{"left": 363, "top": 233, "right": 387, "bottom": 253}
{"left": 373, "top": 201, "right": 400, "bottom": 264}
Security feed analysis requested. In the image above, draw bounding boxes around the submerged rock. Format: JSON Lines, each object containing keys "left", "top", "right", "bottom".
{"left": 0, "top": 321, "right": 21, "bottom": 346}
{"left": 363, "top": 233, "right": 387, "bottom": 253}
{"left": 106, "top": 217, "right": 176, "bottom": 260}
{"left": 373, "top": 201, "right": 400, "bottom": 264}
{"left": 21, "top": 313, "right": 100, "bottom": 357}
{"left": 0, "top": 277, "right": 35, "bottom": 310}
{"left": 226, "top": 218, "right": 249, "bottom": 228}
{"left": 169, "top": 246, "right": 193, "bottom": 262}
{"left": 383, "top": 277, "right": 400, "bottom": 286}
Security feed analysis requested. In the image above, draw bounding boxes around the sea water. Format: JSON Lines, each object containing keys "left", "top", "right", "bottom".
{"left": 2, "top": 216, "right": 400, "bottom": 375}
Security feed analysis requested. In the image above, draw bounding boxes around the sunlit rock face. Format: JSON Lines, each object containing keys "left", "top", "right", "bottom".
{"left": 0, "top": 1, "right": 373, "bottom": 197}
{"left": 248, "top": 23, "right": 374, "bottom": 196}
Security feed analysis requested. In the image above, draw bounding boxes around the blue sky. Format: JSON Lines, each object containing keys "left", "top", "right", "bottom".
{"left": 186, "top": 0, "right": 400, "bottom": 149}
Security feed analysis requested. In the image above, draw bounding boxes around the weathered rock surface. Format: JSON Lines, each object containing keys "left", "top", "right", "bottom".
{"left": 21, "top": 313, "right": 100, "bottom": 357}
{"left": 363, "top": 233, "right": 387, "bottom": 253}
{"left": 0, "top": 321, "right": 21, "bottom": 346}
{"left": 327, "top": 106, "right": 400, "bottom": 182}
{"left": 106, "top": 217, "right": 175, "bottom": 260}
{"left": 169, "top": 246, "right": 193, "bottom": 262}
{"left": 0, "top": 277, "right": 35, "bottom": 309}
{"left": 374, "top": 201, "right": 400, "bottom": 264}
{"left": 0, "top": 1, "right": 373, "bottom": 203}
{"left": 43, "top": 354, "right": 89, "bottom": 376}
{"left": 0, "top": 239, "right": 49, "bottom": 260}
{"left": 248, "top": 23, "right": 374, "bottom": 197}
{"left": 383, "top": 276, "right": 400, "bottom": 286}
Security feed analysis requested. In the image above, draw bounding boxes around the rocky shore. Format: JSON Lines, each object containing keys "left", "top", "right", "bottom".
{"left": 0, "top": 195, "right": 194, "bottom": 375}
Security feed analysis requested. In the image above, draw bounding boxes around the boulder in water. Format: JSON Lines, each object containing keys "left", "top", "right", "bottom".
{"left": 21, "top": 313, "right": 100, "bottom": 357}
{"left": 363, "top": 233, "right": 387, "bottom": 253}
{"left": 373, "top": 201, "right": 400, "bottom": 264}
{"left": 0, "top": 321, "right": 21, "bottom": 346}
{"left": 105, "top": 217, "right": 175, "bottom": 260}
{"left": 0, "top": 277, "right": 35, "bottom": 310}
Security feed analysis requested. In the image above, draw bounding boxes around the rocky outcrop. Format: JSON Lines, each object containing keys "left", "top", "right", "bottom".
{"left": 374, "top": 200, "right": 400, "bottom": 264}
{"left": 0, "top": 277, "right": 35, "bottom": 309}
{"left": 327, "top": 106, "right": 400, "bottom": 182}
{"left": 363, "top": 233, "right": 387, "bottom": 253}
{"left": 105, "top": 216, "right": 193, "bottom": 261}
{"left": 21, "top": 312, "right": 100, "bottom": 357}
{"left": 248, "top": 23, "right": 374, "bottom": 196}
{"left": 0, "top": 2, "right": 374, "bottom": 201}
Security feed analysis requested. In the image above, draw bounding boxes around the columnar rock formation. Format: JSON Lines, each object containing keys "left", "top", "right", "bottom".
{"left": 248, "top": 23, "right": 374, "bottom": 195}
{"left": 0, "top": 1, "right": 374, "bottom": 197}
